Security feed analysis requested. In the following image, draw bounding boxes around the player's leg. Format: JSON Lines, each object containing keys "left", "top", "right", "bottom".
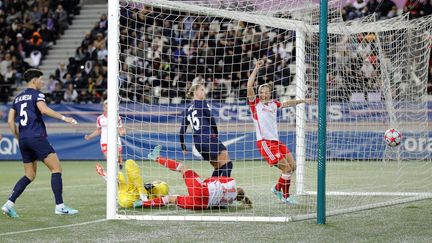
{"left": 274, "top": 144, "right": 297, "bottom": 204}
{"left": 258, "top": 140, "right": 296, "bottom": 204}
{"left": 211, "top": 150, "right": 233, "bottom": 177}
{"left": 176, "top": 168, "right": 208, "bottom": 210}
{"left": 134, "top": 195, "right": 174, "bottom": 208}
{"left": 207, "top": 137, "right": 233, "bottom": 177}
{"left": 2, "top": 139, "right": 39, "bottom": 218}
{"left": 149, "top": 145, "right": 183, "bottom": 171}
{"left": 178, "top": 169, "right": 209, "bottom": 209}
{"left": 176, "top": 194, "right": 208, "bottom": 210}
{"left": 2, "top": 161, "right": 37, "bottom": 218}
{"left": 43, "top": 153, "right": 78, "bottom": 215}
{"left": 125, "top": 159, "right": 148, "bottom": 201}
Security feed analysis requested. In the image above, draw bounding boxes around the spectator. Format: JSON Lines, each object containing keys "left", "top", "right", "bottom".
{"left": 54, "top": 62, "right": 68, "bottom": 83}
{"left": 420, "top": 0, "right": 432, "bottom": 17}
{"left": 15, "top": 33, "right": 27, "bottom": 58}
{"left": 28, "top": 5, "right": 42, "bottom": 24}
{"left": 64, "top": 82, "right": 78, "bottom": 103}
{"left": 47, "top": 74, "right": 60, "bottom": 92}
{"left": 0, "top": 52, "right": 12, "bottom": 77}
{"left": 51, "top": 82, "right": 64, "bottom": 104}
{"left": 376, "top": 0, "right": 396, "bottom": 18}
{"left": 54, "top": 4, "right": 68, "bottom": 35}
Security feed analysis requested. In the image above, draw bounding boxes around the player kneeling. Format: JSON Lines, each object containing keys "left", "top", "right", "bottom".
{"left": 133, "top": 146, "right": 252, "bottom": 210}
{"left": 96, "top": 159, "right": 169, "bottom": 208}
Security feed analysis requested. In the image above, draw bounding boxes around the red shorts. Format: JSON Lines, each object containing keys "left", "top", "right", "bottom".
{"left": 101, "top": 144, "right": 122, "bottom": 153}
{"left": 176, "top": 170, "right": 209, "bottom": 210}
{"left": 257, "top": 140, "right": 290, "bottom": 166}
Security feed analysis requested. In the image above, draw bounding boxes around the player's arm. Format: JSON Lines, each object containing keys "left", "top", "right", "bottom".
{"left": 7, "top": 108, "right": 19, "bottom": 139}
{"left": 179, "top": 112, "right": 189, "bottom": 154}
{"left": 118, "top": 127, "right": 126, "bottom": 136}
{"left": 118, "top": 117, "right": 126, "bottom": 136}
{"left": 84, "top": 127, "right": 101, "bottom": 140}
{"left": 280, "top": 99, "right": 312, "bottom": 108}
{"left": 247, "top": 60, "right": 264, "bottom": 101}
{"left": 36, "top": 101, "right": 77, "bottom": 124}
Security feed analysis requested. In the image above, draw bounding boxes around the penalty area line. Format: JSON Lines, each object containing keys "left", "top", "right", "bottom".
{"left": 0, "top": 219, "right": 107, "bottom": 236}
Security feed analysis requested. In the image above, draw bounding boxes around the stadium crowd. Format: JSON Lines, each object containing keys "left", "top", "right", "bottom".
{"left": 0, "top": 0, "right": 80, "bottom": 103}
{"left": 0, "top": 0, "right": 431, "bottom": 104}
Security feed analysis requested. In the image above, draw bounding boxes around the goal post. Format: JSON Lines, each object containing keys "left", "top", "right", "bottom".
{"left": 106, "top": 0, "right": 432, "bottom": 222}
{"left": 107, "top": 0, "right": 120, "bottom": 220}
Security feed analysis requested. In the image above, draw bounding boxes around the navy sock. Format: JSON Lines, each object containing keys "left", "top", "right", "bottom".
{"left": 8, "top": 176, "right": 32, "bottom": 203}
{"left": 212, "top": 161, "right": 233, "bottom": 177}
{"left": 51, "top": 172, "right": 63, "bottom": 205}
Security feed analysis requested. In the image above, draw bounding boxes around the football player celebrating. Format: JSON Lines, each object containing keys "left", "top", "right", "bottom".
{"left": 247, "top": 59, "right": 309, "bottom": 204}
{"left": 133, "top": 146, "right": 252, "bottom": 210}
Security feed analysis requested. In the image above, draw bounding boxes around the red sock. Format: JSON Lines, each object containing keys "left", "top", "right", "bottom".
{"left": 277, "top": 174, "right": 291, "bottom": 199}
{"left": 157, "top": 157, "right": 181, "bottom": 171}
{"left": 143, "top": 197, "right": 168, "bottom": 207}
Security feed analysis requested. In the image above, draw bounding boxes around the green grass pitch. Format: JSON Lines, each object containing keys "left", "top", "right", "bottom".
{"left": 0, "top": 161, "right": 431, "bottom": 242}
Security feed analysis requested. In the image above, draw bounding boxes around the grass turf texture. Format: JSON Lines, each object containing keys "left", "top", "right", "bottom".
{"left": 0, "top": 161, "right": 431, "bottom": 242}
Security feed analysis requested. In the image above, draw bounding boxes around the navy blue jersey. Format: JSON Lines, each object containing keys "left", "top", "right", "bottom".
{"left": 179, "top": 100, "right": 218, "bottom": 151}
{"left": 11, "top": 88, "right": 47, "bottom": 138}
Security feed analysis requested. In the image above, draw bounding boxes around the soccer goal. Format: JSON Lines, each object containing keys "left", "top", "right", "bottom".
{"left": 106, "top": 0, "right": 432, "bottom": 222}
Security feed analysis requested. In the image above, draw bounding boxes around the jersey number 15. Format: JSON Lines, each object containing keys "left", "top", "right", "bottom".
{"left": 187, "top": 110, "right": 200, "bottom": 131}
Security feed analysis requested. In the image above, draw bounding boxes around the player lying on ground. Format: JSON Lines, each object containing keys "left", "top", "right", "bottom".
{"left": 247, "top": 59, "right": 310, "bottom": 204}
{"left": 133, "top": 146, "right": 252, "bottom": 210}
{"left": 179, "top": 83, "right": 233, "bottom": 177}
{"left": 96, "top": 159, "right": 169, "bottom": 208}
{"left": 2, "top": 69, "right": 78, "bottom": 218}
{"left": 85, "top": 100, "right": 126, "bottom": 169}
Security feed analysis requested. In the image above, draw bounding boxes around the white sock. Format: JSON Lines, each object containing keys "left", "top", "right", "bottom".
{"left": 56, "top": 203, "right": 65, "bottom": 209}
{"left": 6, "top": 200, "right": 14, "bottom": 207}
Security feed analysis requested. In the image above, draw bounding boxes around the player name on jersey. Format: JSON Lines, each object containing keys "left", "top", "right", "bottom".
{"left": 14, "top": 95, "right": 32, "bottom": 103}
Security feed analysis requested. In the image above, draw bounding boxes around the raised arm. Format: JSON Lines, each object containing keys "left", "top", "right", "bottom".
{"left": 247, "top": 60, "right": 264, "bottom": 101}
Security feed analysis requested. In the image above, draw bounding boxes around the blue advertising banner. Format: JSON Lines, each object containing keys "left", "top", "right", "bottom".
{"left": 1, "top": 131, "right": 431, "bottom": 161}
{"left": 1, "top": 101, "right": 432, "bottom": 124}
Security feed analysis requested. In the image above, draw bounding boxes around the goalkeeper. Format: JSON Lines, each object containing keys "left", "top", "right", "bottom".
{"left": 96, "top": 159, "right": 169, "bottom": 208}
{"left": 133, "top": 146, "right": 252, "bottom": 210}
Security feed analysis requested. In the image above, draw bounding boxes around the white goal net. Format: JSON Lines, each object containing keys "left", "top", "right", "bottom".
{"left": 107, "top": 0, "right": 432, "bottom": 221}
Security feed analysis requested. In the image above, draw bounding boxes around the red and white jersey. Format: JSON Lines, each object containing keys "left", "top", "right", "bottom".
{"left": 97, "top": 113, "right": 123, "bottom": 145}
{"left": 248, "top": 97, "right": 281, "bottom": 141}
{"left": 204, "top": 177, "right": 237, "bottom": 207}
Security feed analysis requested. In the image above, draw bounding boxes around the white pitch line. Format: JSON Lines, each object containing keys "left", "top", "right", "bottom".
{"left": 0, "top": 219, "right": 107, "bottom": 236}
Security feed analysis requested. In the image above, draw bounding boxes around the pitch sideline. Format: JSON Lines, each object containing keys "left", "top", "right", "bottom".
{"left": 0, "top": 219, "right": 107, "bottom": 236}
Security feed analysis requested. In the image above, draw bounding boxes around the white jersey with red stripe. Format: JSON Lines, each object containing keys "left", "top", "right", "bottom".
{"left": 248, "top": 97, "right": 281, "bottom": 141}
{"left": 204, "top": 177, "right": 237, "bottom": 207}
{"left": 97, "top": 113, "right": 123, "bottom": 145}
